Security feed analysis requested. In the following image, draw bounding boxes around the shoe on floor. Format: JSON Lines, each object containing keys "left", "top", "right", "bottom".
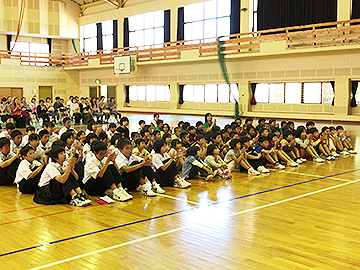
{"left": 151, "top": 182, "right": 165, "bottom": 194}
{"left": 141, "top": 185, "right": 157, "bottom": 196}
{"left": 113, "top": 188, "right": 132, "bottom": 201}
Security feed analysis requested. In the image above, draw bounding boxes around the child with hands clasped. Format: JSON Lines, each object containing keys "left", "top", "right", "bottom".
{"left": 204, "top": 144, "right": 232, "bottom": 179}
{"left": 254, "top": 136, "right": 285, "bottom": 170}
{"left": 294, "top": 127, "right": 324, "bottom": 163}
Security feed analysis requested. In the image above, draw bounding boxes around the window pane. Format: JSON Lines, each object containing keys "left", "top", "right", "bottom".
{"left": 135, "top": 30, "right": 144, "bottom": 47}
{"left": 254, "top": 84, "right": 269, "bottom": 103}
{"left": 204, "top": 0, "right": 217, "bottom": 19}
{"left": 129, "top": 86, "right": 138, "bottom": 101}
{"left": 183, "top": 85, "right": 194, "bottom": 102}
{"left": 184, "top": 2, "right": 204, "bottom": 22}
{"left": 103, "top": 35, "right": 113, "bottom": 51}
{"left": 165, "top": 85, "right": 171, "bottom": 101}
{"left": 230, "top": 84, "right": 239, "bottom": 102}
{"left": 205, "top": 84, "right": 217, "bottom": 103}
{"left": 156, "top": 85, "right": 166, "bottom": 101}
{"left": 285, "top": 83, "right": 301, "bottom": 104}
{"left": 304, "top": 83, "right": 321, "bottom": 103}
{"left": 322, "top": 82, "right": 334, "bottom": 104}
{"left": 146, "top": 85, "right": 156, "bottom": 101}
{"left": 218, "top": 84, "right": 230, "bottom": 102}
{"left": 269, "top": 83, "right": 284, "bottom": 103}
{"left": 217, "top": 0, "right": 231, "bottom": 17}
{"left": 144, "top": 28, "right": 154, "bottom": 46}
{"left": 204, "top": 19, "right": 217, "bottom": 39}
{"left": 192, "top": 20, "right": 204, "bottom": 40}
{"left": 129, "top": 14, "right": 144, "bottom": 31}
{"left": 193, "top": 85, "right": 205, "bottom": 102}
{"left": 144, "top": 12, "right": 154, "bottom": 29}
{"left": 355, "top": 84, "right": 360, "bottom": 104}
{"left": 184, "top": 23, "right": 193, "bottom": 41}
{"left": 153, "top": 10, "right": 164, "bottom": 27}
{"left": 154, "top": 27, "right": 164, "bottom": 45}
{"left": 84, "top": 37, "right": 97, "bottom": 53}
{"left": 138, "top": 86, "right": 146, "bottom": 101}
{"left": 84, "top": 23, "right": 96, "bottom": 38}
{"left": 129, "top": 32, "right": 136, "bottom": 47}
{"left": 102, "top": 20, "right": 113, "bottom": 35}
{"left": 217, "top": 16, "right": 230, "bottom": 37}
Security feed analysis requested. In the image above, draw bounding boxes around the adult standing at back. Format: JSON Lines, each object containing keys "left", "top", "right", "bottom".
{"left": 203, "top": 112, "right": 216, "bottom": 133}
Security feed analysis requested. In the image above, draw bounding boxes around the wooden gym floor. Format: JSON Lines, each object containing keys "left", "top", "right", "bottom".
{"left": 1, "top": 114, "right": 360, "bottom": 269}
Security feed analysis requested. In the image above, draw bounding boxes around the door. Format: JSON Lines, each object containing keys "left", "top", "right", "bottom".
{"left": 39, "top": 86, "right": 52, "bottom": 101}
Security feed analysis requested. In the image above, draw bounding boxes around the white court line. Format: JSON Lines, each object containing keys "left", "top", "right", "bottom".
{"left": 29, "top": 179, "right": 360, "bottom": 270}
{"left": 284, "top": 171, "right": 351, "bottom": 182}
{"left": 157, "top": 194, "right": 200, "bottom": 205}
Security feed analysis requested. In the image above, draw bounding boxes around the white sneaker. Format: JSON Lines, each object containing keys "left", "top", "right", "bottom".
{"left": 300, "top": 158, "right": 307, "bottom": 162}
{"left": 257, "top": 166, "right": 270, "bottom": 173}
{"left": 331, "top": 151, "right": 340, "bottom": 157}
{"left": 295, "top": 159, "right": 302, "bottom": 164}
{"left": 326, "top": 156, "right": 333, "bottom": 161}
{"left": 179, "top": 177, "right": 191, "bottom": 187}
{"left": 314, "top": 158, "right": 324, "bottom": 163}
{"left": 70, "top": 194, "right": 88, "bottom": 207}
{"left": 274, "top": 163, "right": 285, "bottom": 169}
{"left": 113, "top": 188, "right": 131, "bottom": 201}
{"left": 151, "top": 182, "right": 165, "bottom": 194}
{"left": 100, "top": 195, "right": 115, "bottom": 204}
{"left": 122, "top": 189, "right": 133, "bottom": 199}
{"left": 174, "top": 178, "right": 188, "bottom": 188}
{"left": 141, "top": 185, "right": 157, "bottom": 196}
{"left": 248, "top": 167, "right": 260, "bottom": 175}
{"left": 340, "top": 150, "right": 350, "bottom": 155}
{"left": 349, "top": 149, "right": 357, "bottom": 154}
{"left": 205, "top": 174, "right": 215, "bottom": 181}
{"left": 287, "top": 162, "right": 298, "bottom": 167}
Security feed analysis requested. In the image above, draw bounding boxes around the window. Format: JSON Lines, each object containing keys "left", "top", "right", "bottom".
{"left": 254, "top": 82, "right": 334, "bottom": 104}
{"left": 183, "top": 84, "right": 239, "bottom": 102}
{"left": 81, "top": 23, "right": 97, "bottom": 53}
{"left": 102, "top": 20, "right": 114, "bottom": 53}
{"left": 10, "top": 41, "right": 49, "bottom": 66}
{"left": 128, "top": 10, "right": 164, "bottom": 49}
{"left": 184, "top": 0, "right": 231, "bottom": 43}
{"left": 129, "top": 85, "right": 170, "bottom": 101}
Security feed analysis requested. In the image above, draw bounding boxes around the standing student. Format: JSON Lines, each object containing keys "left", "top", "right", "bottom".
{"left": 33, "top": 147, "right": 91, "bottom": 206}
{"left": 115, "top": 139, "right": 164, "bottom": 195}
{"left": 83, "top": 141, "right": 133, "bottom": 201}
{"left": 152, "top": 139, "right": 191, "bottom": 188}
{"left": 15, "top": 146, "right": 46, "bottom": 194}
{"left": 0, "top": 137, "right": 21, "bottom": 185}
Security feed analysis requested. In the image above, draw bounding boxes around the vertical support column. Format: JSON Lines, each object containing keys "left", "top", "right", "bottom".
{"left": 338, "top": 0, "right": 352, "bottom": 21}
{"left": 170, "top": 82, "right": 178, "bottom": 110}
{"left": 334, "top": 76, "right": 350, "bottom": 117}
{"left": 240, "top": 0, "right": 250, "bottom": 34}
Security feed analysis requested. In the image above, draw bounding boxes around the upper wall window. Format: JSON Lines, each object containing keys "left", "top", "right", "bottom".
{"left": 10, "top": 41, "right": 49, "bottom": 66}
{"left": 82, "top": 23, "right": 97, "bottom": 53}
{"left": 183, "top": 84, "right": 238, "bottom": 103}
{"left": 184, "top": 0, "right": 231, "bottom": 43}
{"left": 128, "top": 10, "right": 165, "bottom": 48}
{"left": 102, "top": 20, "right": 114, "bottom": 52}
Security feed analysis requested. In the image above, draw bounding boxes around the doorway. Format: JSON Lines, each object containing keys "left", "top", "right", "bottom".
{"left": 39, "top": 86, "right": 53, "bottom": 101}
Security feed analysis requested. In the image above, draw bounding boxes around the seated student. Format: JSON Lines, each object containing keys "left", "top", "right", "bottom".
{"left": 280, "top": 130, "right": 306, "bottom": 164}
{"left": 43, "top": 121, "right": 59, "bottom": 143}
{"left": 280, "top": 121, "right": 287, "bottom": 134}
{"left": 153, "top": 130, "right": 162, "bottom": 141}
{"left": 269, "top": 119, "right": 277, "bottom": 132}
{"left": 171, "top": 127, "right": 182, "bottom": 141}
{"left": 76, "top": 130, "right": 87, "bottom": 145}
{"left": 268, "top": 133, "right": 298, "bottom": 167}
{"left": 188, "top": 126, "right": 196, "bottom": 144}
{"left": 15, "top": 145, "right": 47, "bottom": 194}
{"left": 204, "top": 144, "right": 232, "bottom": 179}
{"left": 294, "top": 127, "right": 324, "bottom": 163}
{"left": 224, "top": 138, "right": 259, "bottom": 175}
{"left": 85, "top": 121, "right": 98, "bottom": 136}
{"left": 336, "top": 125, "right": 357, "bottom": 154}
{"left": 308, "top": 128, "right": 335, "bottom": 161}
{"left": 195, "top": 121, "right": 205, "bottom": 135}
{"left": 182, "top": 145, "right": 216, "bottom": 180}
{"left": 257, "top": 118, "right": 266, "bottom": 129}
{"left": 33, "top": 147, "right": 90, "bottom": 206}
{"left": 116, "top": 117, "right": 130, "bottom": 139}
{"left": 155, "top": 119, "right": 164, "bottom": 133}
{"left": 151, "top": 113, "right": 160, "bottom": 130}
{"left": 28, "top": 133, "right": 43, "bottom": 159}
{"left": 240, "top": 136, "right": 269, "bottom": 173}
{"left": 258, "top": 127, "right": 269, "bottom": 137}
{"left": 116, "top": 139, "right": 165, "bottom": 195}
{"left": 180, "top": 132, "right": 191, "bottom": 148}
{"left": 329, "top": 126, "right": 349, "bottom": 155}
{"left": 59, "top": 117, "right": 74, "bottom": 137}
{"left": 98, "top": 132, "right": 109, "bottom": 145}
{"left": 192, "top": 134, "right": 208, "bottom": 160}
{"left": 162, "top": 132, "right": 172, "bottom": 148}
{"left": 305, "top": 121, "right": 315, "bottom": 132}
{"left": 152, "top": 139, "right": 190, "bottom": 188}
{"left": 177, "top": 120, "right": 184, "bottom": 130}
{"left": 133, "top": 138, "right": 151, "bottom": 159}
{"left": 254, "top": 136, "right": 285, "bottom": 169}
{"left": 130, "top": 132, "right": 141, "bottom": 148}
{"left": 83, "top": 141, "right": 133, "bottom": 201}
{"left": 38, "top": 130, "right": 51, "bottom": 155}
{"left": 321, "top": 126, "right": 340, "bottom": 158}
{"left": 168, "top": 139, "right": 186, "bottom": 170}
{"left": 141, "top": 128, "right": 153, "bottom": 151}
{"left": 0, "top": 137, "right": 21, "bottom": 185}
{"left": 22, "top": 125, "right": 36, "bottom": 145}
{"left": 106, "top": 123, "right": 117, "bottom": 140}
{"left": 138, "top": 119, "right": 146, "bottom": 133}
{"left": 10, "top": 130, "right": 25, "bottom": 154}
{"left": 0, "top": 122, "right": 16, "bottom": 139}
{"left": 163, "top": 123, "right": 171, "bottom": 134}
{"left": 83, "top": 133, "right": 98, "bottom": 163}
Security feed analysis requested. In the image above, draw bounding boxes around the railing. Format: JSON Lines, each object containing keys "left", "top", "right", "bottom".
{"left": 1, "top": 18, "right": 360, "bottom": 68}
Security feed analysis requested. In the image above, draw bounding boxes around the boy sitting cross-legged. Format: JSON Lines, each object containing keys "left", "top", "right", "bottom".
{"left": 254, "top": 136, "right": 285, "bottom": 170}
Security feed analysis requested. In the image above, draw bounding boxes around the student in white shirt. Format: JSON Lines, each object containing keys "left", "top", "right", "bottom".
{"left": 28, "top": 133, "right": 43, "bottom": 159}
{"left": 22, "top": 125, "right": 36, "bottom": 145}
{"left": 15, "top": 145, "right": 46, "bottom": 194}
{"left": 106, "top": 123, "right": 117, "bottom": 140}
{"left": 10, "top": 130, "right": 25, "bottom": 154}
{"left": 0, "top": 137, "right": 21, "bottom": 185}
{"left": 43, "top": 121, "right": 59, "bottom": 143}
{"left": 0, "top": 122, "right": 16, "bottom": 139}
{"left": 33, "top": 146, "right": 90, "bottom": 206}
{"left": 38, "top": 130, "right": 52, "bottom": 155}
{"left": 83, "top": 133, "right": 98, "bottom": 163}
{"left": 115, "top": 139, "right": 164, "bottom": 196}
{"left": 58, "top": 117, "right": 74, "bottom": 137}
{"left": 152, "top": 139, "right": 190, "bottom": 188}
{"left": 83, "top": 141, "right": 132, "bottom": 201}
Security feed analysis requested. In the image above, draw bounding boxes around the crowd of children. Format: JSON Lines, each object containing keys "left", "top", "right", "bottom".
{"left": 0, "top": 113, "right": 357, "bottom": 207}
